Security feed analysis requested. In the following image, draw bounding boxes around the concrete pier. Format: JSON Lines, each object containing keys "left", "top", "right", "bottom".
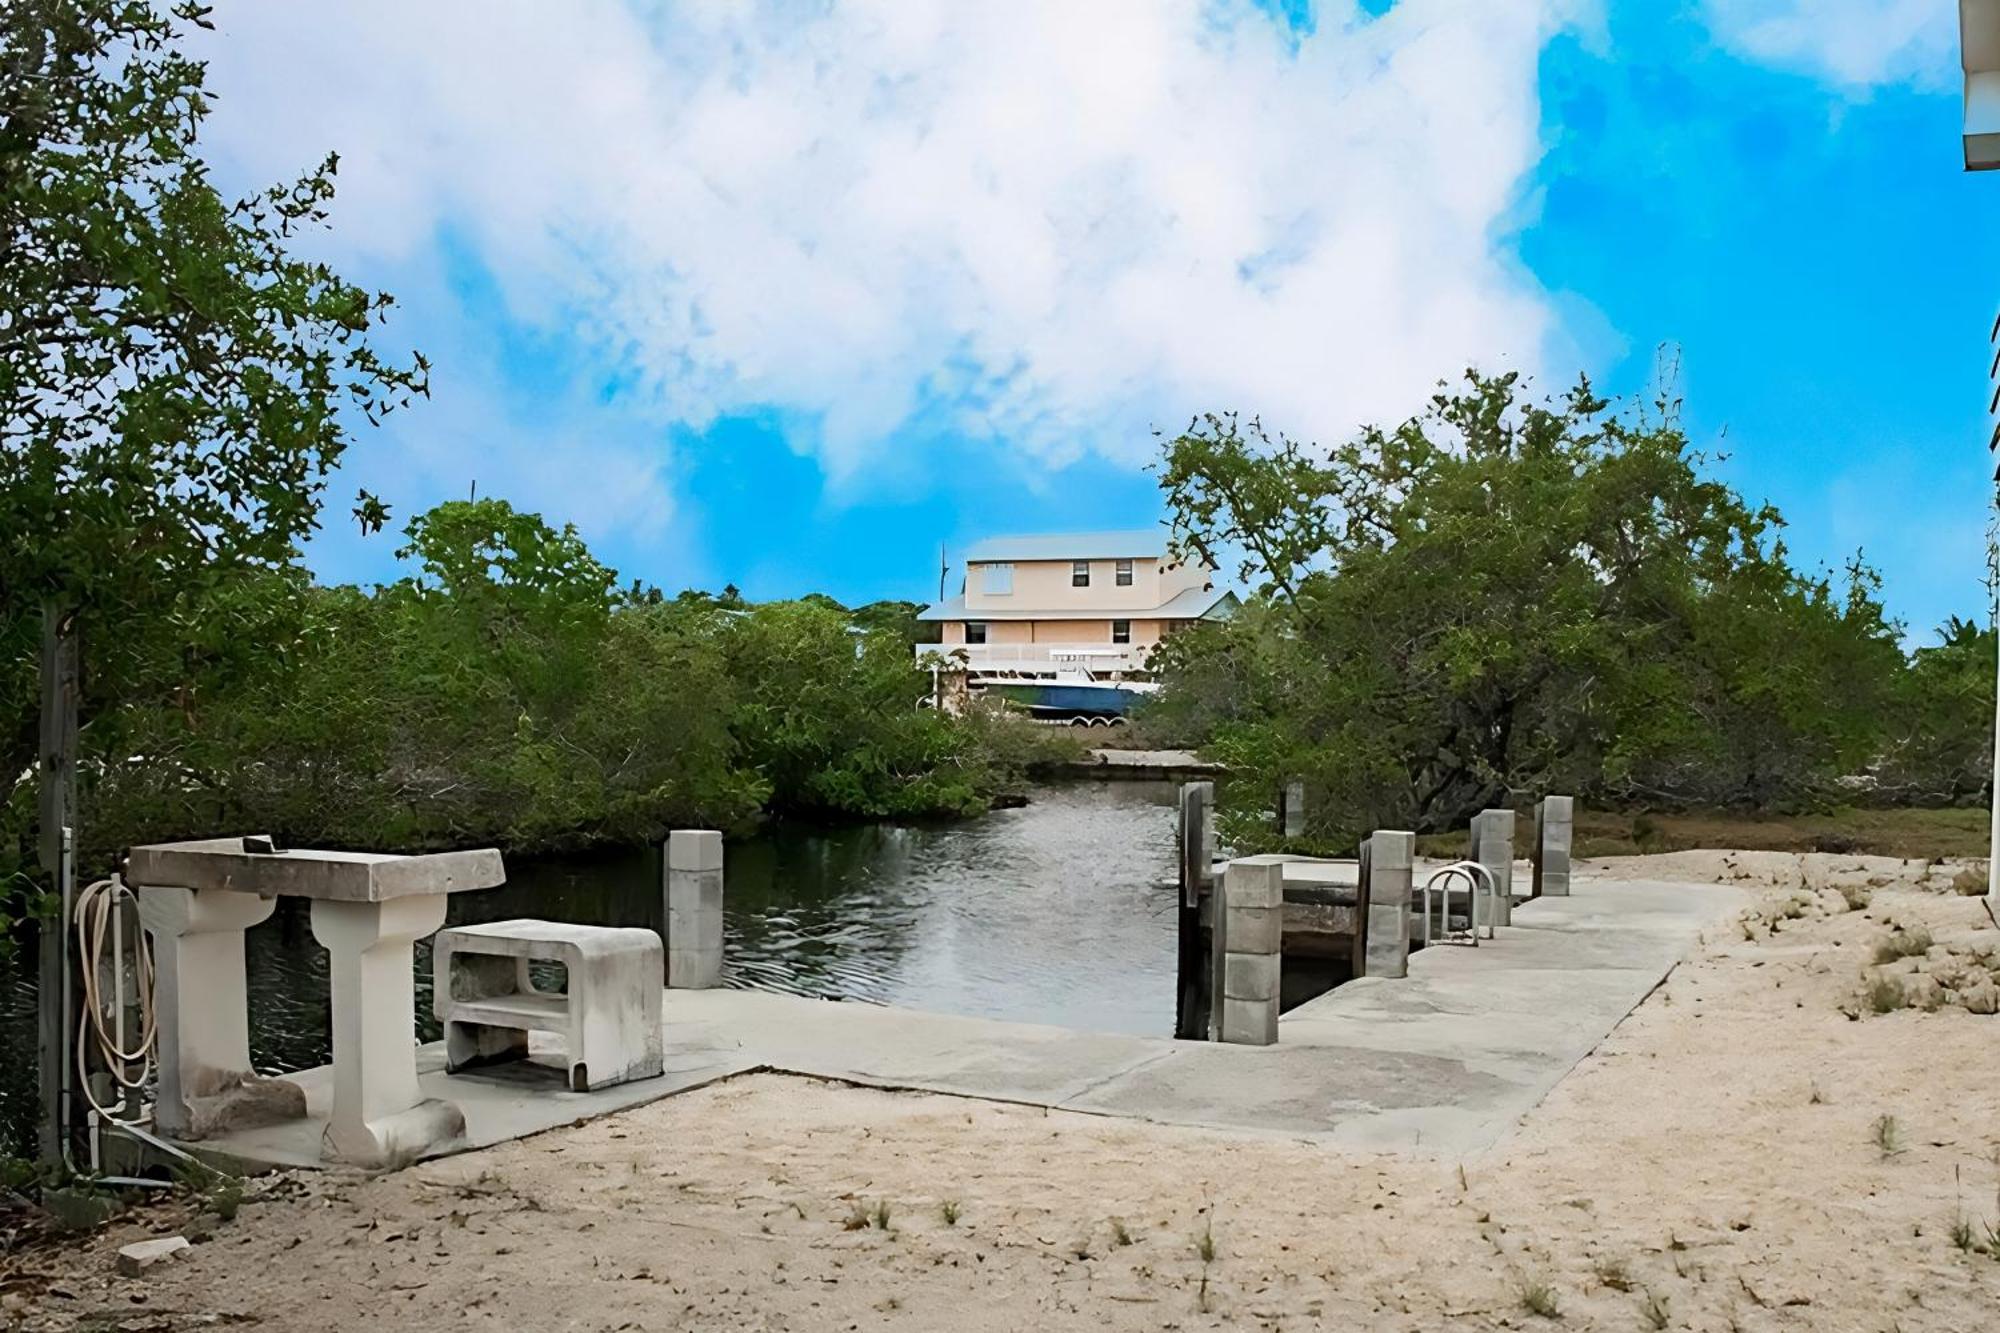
{"left": 666, "top": 830, "right": 724, "bottom": 989}
{"left": 1216, "top": 856, "right": 1284, "bottom": 1045}
{"left": 167, "top": 871, "right": 1746, "bottom": 1170}
{"left": 1362, "top": 830, "right": 1416, "bottom": 978}
{"left": 1534, "top": 796, "right": 1574, "bottom": 897}
{"left": 1280, "top": 780, "right": 1306, "bottom": 839}
{"left": 1471, "top": 809, "right": 1517, "bottom": 926}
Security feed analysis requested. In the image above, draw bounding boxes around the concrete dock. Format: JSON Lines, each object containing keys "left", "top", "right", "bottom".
{"left": 181, "top": 872, "right": 1742, "bottom": 1171}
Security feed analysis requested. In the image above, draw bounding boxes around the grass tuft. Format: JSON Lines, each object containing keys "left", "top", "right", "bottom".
{"left": 1519, "top": 1278, "right": 1560, "bottom": 1319}
{"left": 939, "top": 1199, "right": 960, "bottom": 1227}
{"left": 1872, "top": 1114, "right": 1906, "bottom": 1159}
{"left": 1867, "top": 975, "right": 1908, "bottom": 1014}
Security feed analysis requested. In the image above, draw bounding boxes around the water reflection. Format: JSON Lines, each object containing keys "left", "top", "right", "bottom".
{"left": 1, "top": 780, "right": 1182, "bottom": 1148}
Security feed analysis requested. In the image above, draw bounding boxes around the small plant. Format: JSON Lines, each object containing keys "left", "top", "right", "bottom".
{"left": 1519, "top": 1277, "right": 1560, "bottom": 1319}
{"left": 1872, "top": 1114, "right": 1906, "bottom": 1158}
{"left": 1867, "top": 976, "right": 1908, "bottom": 1014}
{"left": 1640, "top": 1287, "right": 1671, "bottom": 1329}
{"left": 1950, "top": 1215, "right": 1976, "bottom": 1253}
{"left": 1593, "top": 1256, "right": 1632, "bottom": 1292}
{"left": 1838, "top": 883, "right": 1872, "bottom": 912}
{"left": 1110, "top": 1217, "right": 1133, "bottom": 1247}
{"left": 1808, "top": 1080, "right": 1826, "bottom": 1105}
{"left": 1196, "top": 1216, "right": 1216, "bottom": 1264}
{"left": 939, "top": 1199, "right": 960, "bottom": 1227}
{"left": 870, "top": 1199, "right": 893, "bottom": 1231}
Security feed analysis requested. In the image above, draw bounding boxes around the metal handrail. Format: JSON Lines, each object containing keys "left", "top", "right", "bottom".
{"left": 1421, "top": 860, "right": 1496, "bottom": 946}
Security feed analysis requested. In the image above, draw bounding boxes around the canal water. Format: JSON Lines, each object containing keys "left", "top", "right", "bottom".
{"left": 0, "top": 780, "right": 1181, "bottom": 1154}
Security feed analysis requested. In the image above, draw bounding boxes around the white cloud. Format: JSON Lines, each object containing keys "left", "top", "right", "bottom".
{"left": 194, "top": 0, "right": 1590, "bottom": 509}
{"left": 1701, "top": 0, "right": 1957, "bottom": 90}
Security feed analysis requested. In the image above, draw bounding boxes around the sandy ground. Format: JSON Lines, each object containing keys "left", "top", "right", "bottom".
{"left": 9, "top": 851, "right": 2000, "bottom": 1332}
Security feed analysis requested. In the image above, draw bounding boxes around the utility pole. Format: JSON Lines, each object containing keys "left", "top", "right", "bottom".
{"left": 37, "top": 603, "right": 78, "bottom": 1162}
{"left": 1960, "top": 1, "right": 2000, "bottom": 909}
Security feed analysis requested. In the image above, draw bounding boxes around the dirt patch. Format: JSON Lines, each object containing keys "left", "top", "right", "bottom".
{"left": 8, "top": 853, "right": 2000, "bottom": 1330}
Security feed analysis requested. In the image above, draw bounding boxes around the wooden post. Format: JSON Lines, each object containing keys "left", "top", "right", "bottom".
{"left": 1174, "top": 782, "right": 1215, "bottom": 1040}
{"left": 37, "top": 602, "right": 78, "bottom": 1163}
{"left": 1350, "top": 836, "right": 1373, "bottom": 980}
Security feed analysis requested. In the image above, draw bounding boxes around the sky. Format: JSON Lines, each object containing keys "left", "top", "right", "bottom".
{"left": 187, "top": 0, "right": 1992, "bottom": 639}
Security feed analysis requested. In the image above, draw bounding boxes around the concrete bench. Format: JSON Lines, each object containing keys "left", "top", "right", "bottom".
{"left": 433, "top": 920, "right": 663, "bottom": 1092}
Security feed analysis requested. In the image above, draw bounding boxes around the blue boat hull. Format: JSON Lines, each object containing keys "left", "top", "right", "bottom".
{"left": 984, "top": 682, "right": 1143, "bottom": 718}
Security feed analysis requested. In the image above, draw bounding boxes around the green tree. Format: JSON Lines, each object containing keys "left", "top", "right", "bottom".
{"left": 1876, "top": 616, "right": 1995, "bottom": 805}
{"left": 1151, "top": 371, "right": 1904, "bottom": 850}
{"left": 1, "top": 1, "right": 423, "bottom": 902}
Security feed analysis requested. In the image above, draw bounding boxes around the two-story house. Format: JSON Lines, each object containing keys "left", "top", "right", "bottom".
{"left": 917, "top": 530, "right": 1237, "bottom": 678}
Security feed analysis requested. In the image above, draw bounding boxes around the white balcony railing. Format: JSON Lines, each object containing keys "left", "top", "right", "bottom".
{"left": 915, "top": 642, "right": 1152, "bottom": 675}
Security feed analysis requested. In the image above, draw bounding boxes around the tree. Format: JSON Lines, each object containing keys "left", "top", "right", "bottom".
{"left": 1876, "top": 616, "right": 1996, "bottom": 806}
{"left": 1, "top": 1, "right": 424, "bottom": 904}
{"left": 1150, "top": 371, "right": 1904, "bottom": 850}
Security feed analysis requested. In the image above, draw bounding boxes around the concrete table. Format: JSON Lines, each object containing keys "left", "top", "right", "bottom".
{"left": 126, "top": 837, "right": 504, "bottom": 1168}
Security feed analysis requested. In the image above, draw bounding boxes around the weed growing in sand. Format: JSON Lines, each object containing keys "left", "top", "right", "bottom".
{"left": 1457, "top": 1163, "right": 1469, "bottom": 1192}
{"left": 1951, "top": 1216, "right": 1976, "bottom": 1253}
{"left": 1593, "top": 1257, "right": 1633, "bottom": 1292}
{"left": 870, "top": 1199, "right": 893, "bottom": 1231}
{"left": 1809, "top": 1080, "right": 1826, "bottom": 1105}
{"left": 1111, "top": 1218, "right": 1133, "bottom": 1247}
{"left": 1196, "top": 1216, "right": 1217, "bottom": 1264}
{"left": 1518, "top": 1278, "right": 1560, "bottom": 1318}
{"left": 1867, "top": 975, "right": 1908, "bottom": 1014}
{"left": 1872, "top": 1114, "right": 1906, "bottom": 1158}
{"left": 1640, "top": 1288, "right": 1671, "bottom": 1329}
{"left": 1838, "top": 883, "right": 1872, "bottom": 912}
{"left": 939, "top": 1199, "right": 960, "bottom": 1227}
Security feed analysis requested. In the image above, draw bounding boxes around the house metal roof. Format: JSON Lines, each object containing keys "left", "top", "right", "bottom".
{"left": 916, "top": 587, "right": 1239, "bottom": 623}
{"left": 962, "top": 530, "right": 1171, "bottom": 564}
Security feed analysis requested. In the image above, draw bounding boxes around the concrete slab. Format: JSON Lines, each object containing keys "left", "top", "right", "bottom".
{"left": 185, "top": 873, "right": 1742, "bottom": 1170}
{"left": 184, "top": 1038, "right": 754, "bottom": 1173}
{"left": 126, "top": 838, "right": 505, "bottom": 903}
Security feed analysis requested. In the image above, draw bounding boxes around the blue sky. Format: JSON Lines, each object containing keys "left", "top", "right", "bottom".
{"left": 195, "top": 1, "right": 1990, "bottom": 640}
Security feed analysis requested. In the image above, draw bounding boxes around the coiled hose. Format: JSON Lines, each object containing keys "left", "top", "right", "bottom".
{"left": 71, "top": 876, "right": 157, "bottom": 1122}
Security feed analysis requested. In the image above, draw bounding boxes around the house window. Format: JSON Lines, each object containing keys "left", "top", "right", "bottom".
{"left": 965, "top": 622, "right": 988, "bottom": 645}
{"left": 1111, "top": 619, "right": 1131, "bottom": 645}
{"left": 1072, "top": 560, "right": 1090, "bottom": 587}
{"left": 1116, "top": 559, "right": 1133, "bottom": 587}
{"left": 983, "top": 563, "right": 1013, "bottom": 595}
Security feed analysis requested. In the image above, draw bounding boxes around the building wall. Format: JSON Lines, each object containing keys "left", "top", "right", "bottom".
{"left": 962, "top": 555, "right": 1210, "bottom": 614}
